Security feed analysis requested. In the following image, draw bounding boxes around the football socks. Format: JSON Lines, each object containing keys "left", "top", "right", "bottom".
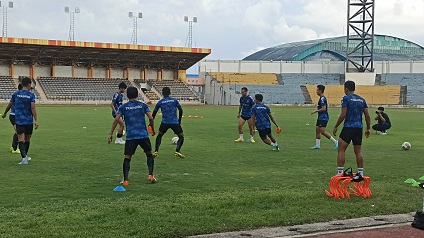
{"left": 123, "top": 158, "right": 131, "bottom": 181}
{"left": 176, "top": 136, "right": 184, "bottom": 152}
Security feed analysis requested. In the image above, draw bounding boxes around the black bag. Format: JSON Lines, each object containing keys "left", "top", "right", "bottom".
{"left": 411, "top": 211, "right": 424, "bottom": 230}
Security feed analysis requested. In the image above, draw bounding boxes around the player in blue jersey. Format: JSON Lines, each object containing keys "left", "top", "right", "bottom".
{"left": 8, "top": 84, "right": 23, "bottom": 154}
{"left": 2, "top": 77, "right": 38, "bottom": 165}
{"left": 110, "top": 82, "right": 127, "bottom": 145}
{"left": 310, "top": 85, "right": 338, "bottom": 150}
{"left": 235, "top": 87, "right": 255, "bottom": 143}
{"left": 108, "top": 86, "right": 156, "bottom": 185}
{"left": 251, "top": 94, "right": 281, "bottom": 151}
{"left": 333, "top": 81, "right": 371, "bottom": 177}
{"left": 152, "top": 87, "right": 185, "bottom": 158}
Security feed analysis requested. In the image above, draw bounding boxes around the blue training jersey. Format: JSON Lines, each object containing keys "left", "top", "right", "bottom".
{"left": 240, "top": 96, "right": 255, "bottom": 117}
{"left": 10, "top": 90, "right": 36, "bottom": 125}
{"left": 342, "top": 94, "right": 368, "bottom": 128}
{"left": 117, "top": 100, "right": 151, "bottom": 140}
{"left": 112, "top": 92, "right": 124, "bottom": 117}
{"left": 251, "top": 103, "right": 271, "bottom": 130}
{"left": 154, "top": 96, "right": 181, "bottom": 124}
{"left": 317, "top": 95, "right": 329, "bottom": 121}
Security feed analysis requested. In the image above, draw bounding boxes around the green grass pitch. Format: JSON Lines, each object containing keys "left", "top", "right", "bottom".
{"left": 0, "top": 105, "right": 423, "bottom": 237}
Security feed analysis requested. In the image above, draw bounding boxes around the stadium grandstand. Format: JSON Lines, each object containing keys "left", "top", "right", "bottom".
{"left": 0, "top": 37, "right": 210, "bottom": 104}
{"left": 199, "top": 34, "right": 424, "bottom": 106}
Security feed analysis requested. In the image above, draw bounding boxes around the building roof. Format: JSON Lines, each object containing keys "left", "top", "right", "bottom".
{"left": 0, "top": 37, "right": 211, "bottom": 69}
{"left": 243, "top": 35, "right": 424, "bottom": 61}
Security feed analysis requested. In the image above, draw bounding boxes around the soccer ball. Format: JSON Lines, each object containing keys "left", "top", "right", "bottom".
{"left": 402, "top": 142, "right": 411, "bottom": 150}
{"left": 172, "top": 136, "right": 179, "bottom": 144}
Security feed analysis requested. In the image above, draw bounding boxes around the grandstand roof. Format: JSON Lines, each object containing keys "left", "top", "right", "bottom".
{"left": 0, "top": 37, "right": 211, "bottom": 70}
{"left": 244, "top": 35, "right": 424, "bottom": 62}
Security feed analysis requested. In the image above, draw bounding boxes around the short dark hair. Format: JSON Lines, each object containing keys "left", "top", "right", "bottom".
{"left": 162, "top": 87, "right": 171, "bottom": 96}
{"left": 317, "top": 84, "right": 325, "bottom": 93}
{"left": 241, "top": 87, "right": 248, "bottom": 92}
{"left": 344, "top": 81, "right": 355, "bottom": 92}
{"left": 126, "top": 86, "right": 138, "bottom": 99}
{"left": 118, "top": 82, "right": 127, "bottom": 89}
{"left": 21, "top": 77, "right": 31, "bottom": 87}
{"left": 377, "top": 106, "right": 384, "bottom": 111}
{"left": 18, "top": 84, "right": 23, "bottom": 90}
{"left": 255, "top": 94, "right": 263, "bottom": 102}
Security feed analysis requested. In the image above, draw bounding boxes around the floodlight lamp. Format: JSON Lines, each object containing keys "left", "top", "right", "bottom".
{"left": 129, "top": 11, "right": 133, "bottom": 18}
{"left": 8, "top": 1, "right": 13, "bottom": 8}
{"left": 65, "top": 6, "right": 69, "bottom": 13}
{"left": 138, "top": 12, "right": 142, "bottom": 18}
{"left": 184, "top": 16, "right": 188, "bottom": 22}
{"left": 75, "top": 7, "right": 80, "bottom": 13}
{"left": 193, "top": 17, "right": 197, "bottom": 23}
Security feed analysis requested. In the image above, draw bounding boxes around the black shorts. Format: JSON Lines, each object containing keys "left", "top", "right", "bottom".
{"left": 258, "top": 128, "right": 272, "bottom": 139}
{"left": 316, "top": 120, "right": 328, "bottom": 127}
{"left": 241, "top": 116, "right": 251, "bottom": 121}
{"left": 159, "top": 123, "right": 183, "bottom": 135}
{"left": 9, "top": 114, "right": 15, "bottom": 126}
{"left": 339, "top": 127, "right": 363, "bottom": 145}
{"left": 16, "top": 124, "right": 33, "bottom": 135}
{"left": 124, "top": 138, "right": 152, "bottom": 155}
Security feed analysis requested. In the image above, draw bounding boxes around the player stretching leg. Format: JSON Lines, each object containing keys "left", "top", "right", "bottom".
{"left": 108, "top": 86, "right": 156, "bottom": 185}
{"left": 333, "top": 81, "right": 371, "bottom": 177}
{"left": 235, "top": 87, "right": 255, "bottom": 142}
{"left": 111, "top": 82, "right": 127, "bottom": 145}
{"left": 251, "top": 94, "right": 281, "bottom": 151}
{"left": 310, "top": 85, "right": 338, "bottom": 150}
{"left": 2, "top": 77, "right": 38, "bottom": 164}
{"left": 9, "top": 84, "right": 23, "bottom": 154}
{"left": 152, "top": 87, "right": 185, "bottom": 158}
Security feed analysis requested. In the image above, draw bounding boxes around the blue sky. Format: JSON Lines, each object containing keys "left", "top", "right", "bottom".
{"left": 4, "top": 0, "right": 424, "bottom": 61}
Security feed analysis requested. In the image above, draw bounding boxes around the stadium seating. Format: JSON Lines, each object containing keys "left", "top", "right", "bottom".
{"left": 229, "top": 84, "right": 305, "bottom": 104}
{"left": 381, "top": 73, "right": 424, "bottom": 105}
{"left": 306, "top": 85, "right": 401, "bottom": 105}
{"left": 210, "top": 73, "right": 278, "bottom": 85}
{"left": 38, "top": 77, "right": 136, "bottom": 101}
{"left": 281, "top": 74, "right": 341, "bottom": 85}
{"left": 142, "top": 79, "right": 199, "bottom": 101}
{"left": 0, "top": 76, "right": 17, "bottom": 99}
{"left": 151, "top": 80, "right": 199, "bottom": 101}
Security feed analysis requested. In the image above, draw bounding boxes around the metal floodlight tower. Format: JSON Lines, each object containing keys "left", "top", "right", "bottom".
{"left": 129, "top": 11, "right": 142, "bottom": 45}
{"left": 184, "top": 16, "right": 197, "bottom": 48}
{"left": 346, "top": 0, "right": 375, "bottom": 72}
{"left": 0, "top": 1, "right": 13, "bottom": 37}
{"left": 65, "top": 6, "right": 80, "bottom": 41}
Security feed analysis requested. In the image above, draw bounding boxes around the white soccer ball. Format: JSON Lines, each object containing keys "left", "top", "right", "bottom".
{"left": 402, "top": 142, "right": 411, "bottom": 150}
{"left": 172, "top": 136, "right": 179, "bottom": 144}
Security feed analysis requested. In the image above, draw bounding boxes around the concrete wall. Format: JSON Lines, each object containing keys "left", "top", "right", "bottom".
{"left": 111, "top": 68, "right": 124, "bottom": 78}
{"left": 345, "top": 72, "right": 376, "bottom": 85}
{"left": 15, "top": 65, "right": 30, "bottom": 77}
{"left": 163, "top": 69, "right": 174, "bottom": 80}
{"left": 199, "top": 60, "right": 424, "bottom": 74}
{"left": 74, "top": 67, "right": 87, "bottom": 78}
{"left": 129, "top": 68, "right": 140, "bottom": 80}
{"left": 93, "top": 67, "right": 106, "bottom": 78}
{"left": 55, "top": 66, "right": 72, "bottom": 77}
{"left": 203, "top": 73, "right": 239, "bottom": 105}
{"left": 0, "top": 65, "right": 9, "bottom": 75}
{"left": 34, "top": 66, "right": 51, "bottom": 78}
{"left": 146, "top": 69, "right": 157, "bottom": 79}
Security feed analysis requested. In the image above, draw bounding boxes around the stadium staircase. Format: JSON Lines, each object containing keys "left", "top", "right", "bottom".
{"left": 300, "top": 86, "right": 313, "bottom": 104}
{"left": 128, "top": 78, "right": 148, "bottom": 101}
{"left": 400, "top": 86, "right": 407, "bottom": 105}
{"left": 32, "top": 78, "right": 48, "bottom": 101}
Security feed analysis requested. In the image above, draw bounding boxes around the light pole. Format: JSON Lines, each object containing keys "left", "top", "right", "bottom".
{"left": 129, "top": 12, "right": 142, "bottom": 45}
{"left": 65, "top": 6, "right": 80, "bottom": 41}
{"left": 184, "top": 16, "right": 197, "bottom": 48}
{"left": 0, "top": 1, "right": 13, "bottom": 37}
